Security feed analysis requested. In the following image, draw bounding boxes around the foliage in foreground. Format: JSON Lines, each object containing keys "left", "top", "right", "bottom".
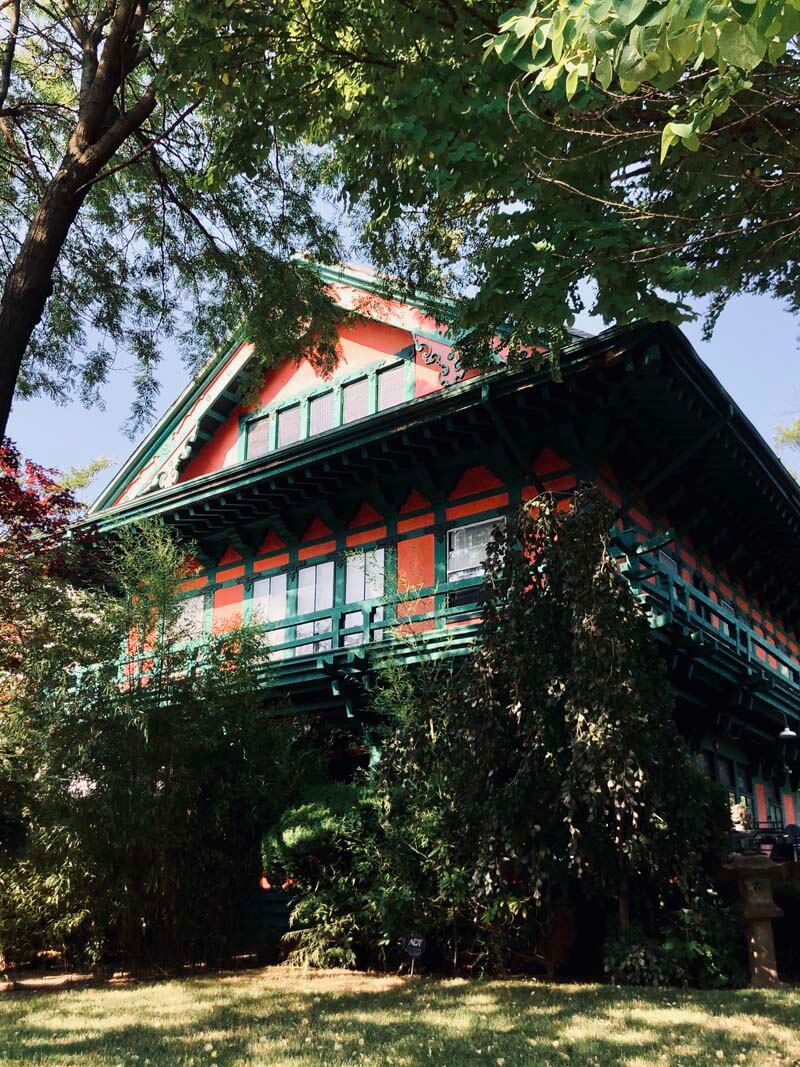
{"left": 0, "top": 1, "right": 342, "bottom": 438}
{"left": 264, "top": 490, "right": 739, "bottom": 985}
{"left": 0, "top": 507, "right": 316, "bottom": 970}
{"left": 238, "top": 0, "right": 800, "bottom": 352}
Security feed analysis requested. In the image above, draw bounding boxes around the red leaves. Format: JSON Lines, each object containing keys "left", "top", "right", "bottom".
{"left": 0, "top": 437, "right": 81, "bottom": 558}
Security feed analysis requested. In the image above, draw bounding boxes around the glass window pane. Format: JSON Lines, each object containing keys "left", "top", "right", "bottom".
{"left": 297, "top": 566, "right": 316, "bottom": 616}
{"left": 177, "top": 595, "right": 204, "bottom": 639}
{"left": 316, "top": 561, "right": 334, "bottom": 609}
{"left": 717, "top": 756, "right": 735, "bottom": 789}
{"left": 364, "top": 547, "right": 384, "bottom": 599}
{"left": 277, "top": 404, "right": 301, "bottom": 447}
{"left": 345, "top": 553, "right": 366, "bottom": 604}
{"left": 448, "top": 519, "right": 497, "bottom": 581}
{"left": 310, "top": 392, "right": 334, "bottom": 435}
{"left": 343, "top": 378, "right": 369, "bottom": 423}
{"left": 378, "top": 364, "right": 405, "bottom": 410}
{"left": 247, "top": 416, "right": 270, "bottom": 459}
{"left": 252, "top": 574, "right": 287, "bottom": 623}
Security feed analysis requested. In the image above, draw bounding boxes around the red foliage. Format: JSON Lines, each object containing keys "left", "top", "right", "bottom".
{"left": 0, "top": 437, "right": 82, "bottom": 561}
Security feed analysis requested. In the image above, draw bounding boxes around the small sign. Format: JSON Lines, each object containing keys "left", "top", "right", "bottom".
{"left": 403, "top": 933, "right": 426, "bottom": 958}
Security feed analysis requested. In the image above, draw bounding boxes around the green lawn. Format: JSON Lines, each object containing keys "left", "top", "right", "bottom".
{"left": 0, "top": 968, "right": 798, "bottom": 1066}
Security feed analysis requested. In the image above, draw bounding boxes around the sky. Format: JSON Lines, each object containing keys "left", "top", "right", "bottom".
{"left": 7, "top": 289, "right": 799, "bottom": 505}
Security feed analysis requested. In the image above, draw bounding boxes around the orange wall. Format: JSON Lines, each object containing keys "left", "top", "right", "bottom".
{"left": 181, "top": 319, "right": 423, "bottom": 482}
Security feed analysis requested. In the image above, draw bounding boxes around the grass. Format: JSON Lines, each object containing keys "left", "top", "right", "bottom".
{"left": 0, "top": 967, "right": 799, "bottom": 1066}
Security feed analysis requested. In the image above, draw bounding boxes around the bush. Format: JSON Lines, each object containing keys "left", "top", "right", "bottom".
{"left": 604, "top": 892, "right": 747, "bottom": 988}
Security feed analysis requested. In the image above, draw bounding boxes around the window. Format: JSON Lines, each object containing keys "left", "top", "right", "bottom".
{"left": 247, "top": 415, "right": 270, "bottom": 459}
{"left": 176, "top": 595, "right": 205, "bottom": 640}
{"left": 342, "top": 378, "right": 369, "bottom": 423}
{"left": 447, "top": 517, "right": 503, "bottom": 609}
{"left": 695, "top": 750, "right": 715, "bottom": 779}
{"left": 448, "top": 519, "right": 499, "bottom": 583}
{"left": 310, "top": 391, "right": 334, "bottom": 436}
{"left": 343, "top": 547, "right": 385, "bottom": 646}
{"left": 716, "top": 755, "right": 736, "bottom": 805}
{"left": 296, "top": 561, "right": 334, "bottom": 655}
{"left": 768, "top": 793, "right": 783, "bottom": 828}
{"left": 277, "top": 404, "right": 301, "bottom": 448}
{"left": 377, "top": 364, "right": 405, "bottom": 411}
{"left": 251, "top": 573, "right": 287, "bottom": 658}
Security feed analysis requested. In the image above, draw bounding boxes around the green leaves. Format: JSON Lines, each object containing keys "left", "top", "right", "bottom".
{"left": 718, "top": 21, "right": 768, "bottom": 67}
{"left": 489, "top": 0, "right": 794, "bottom": 156}
{"left": 614, "top": 0, "right": 650, "bottom": 25}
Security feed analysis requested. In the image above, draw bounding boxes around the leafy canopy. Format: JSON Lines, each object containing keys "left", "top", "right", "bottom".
{"left": 0, "top": 1, "right": 343, "bottom": 437}
{"left": 263, "top": 490, "right": 731, "bottom": 976}
{"left": 196, "top": 0, "right": 800, "bottom": 358}
{"left": 491, "top": 0, "right": 800, "bottom": 158}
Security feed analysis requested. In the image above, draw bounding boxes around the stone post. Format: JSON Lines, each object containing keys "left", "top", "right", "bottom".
{"left": 721, "top": 853, "right": 786, "bottom": 988}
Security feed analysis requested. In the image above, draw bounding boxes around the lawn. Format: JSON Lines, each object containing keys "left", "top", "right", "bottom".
{"left": 0, "top": 968, "right": 798, "bottom": 1066}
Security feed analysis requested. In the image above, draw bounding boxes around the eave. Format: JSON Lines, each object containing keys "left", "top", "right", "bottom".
{"left": 78, "top": 320, "right": 800, "bottom": 629}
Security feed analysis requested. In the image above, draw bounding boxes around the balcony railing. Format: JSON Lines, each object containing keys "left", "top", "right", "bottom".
{"left": 614, "top": 532, "right": 800, "bottom": 692}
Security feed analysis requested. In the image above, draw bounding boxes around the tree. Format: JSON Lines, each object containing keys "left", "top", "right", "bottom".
{"left": 0, "top": 437, "right": 100, "bottom": 685}
{"left": 490, "top": 1, "right": 800, "bottom": 158}
{"left": 263, "top": 491, "right": 733, "bottom": 980}
{"left": 198, "top": 0, "right": 800, "bottom": 359}
{"left": 0, "top": 2, "right": 343, "bottom": 440}
{"left": 0, "top": 515, "right": 317, "bottom": 969}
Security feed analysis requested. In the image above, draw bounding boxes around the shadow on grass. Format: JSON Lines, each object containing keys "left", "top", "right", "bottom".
{"left": 0, "top": 970, "right": 798, "bottom": 1065}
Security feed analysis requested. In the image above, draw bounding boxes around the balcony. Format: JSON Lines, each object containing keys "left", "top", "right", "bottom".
{"left": 615, "top": 530, "right": 800, "bottom": 727}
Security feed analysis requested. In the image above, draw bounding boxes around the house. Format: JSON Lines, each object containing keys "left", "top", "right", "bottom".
{"left": 86, "top": 263, "right": 800, "bottom": 834}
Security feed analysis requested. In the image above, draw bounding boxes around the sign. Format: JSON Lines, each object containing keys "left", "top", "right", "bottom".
{"left": 403, "top": 933, "right": 426, "bottom": 958}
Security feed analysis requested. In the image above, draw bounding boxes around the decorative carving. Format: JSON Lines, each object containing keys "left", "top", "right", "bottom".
{"left": 129, "top": 424, "right": 200, "bottom": 500}
{"left": 414, "top": 334, "right": 464, "bottom": 387}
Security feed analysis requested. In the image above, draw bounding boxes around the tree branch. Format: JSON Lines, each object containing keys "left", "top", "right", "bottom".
{"left": 0, "top": 0, "right": 19, "bottom": 113}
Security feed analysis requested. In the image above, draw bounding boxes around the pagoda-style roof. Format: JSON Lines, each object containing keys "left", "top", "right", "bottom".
{"left": 82, "top": 317, "right": 800, "bottom": 628}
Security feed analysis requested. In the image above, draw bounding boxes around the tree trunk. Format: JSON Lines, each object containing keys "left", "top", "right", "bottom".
{"left": 0, "top": 157, "right": 94, "bottom": 438}
{"left": 618, "top": 879, "right": 631, "bottom": 931}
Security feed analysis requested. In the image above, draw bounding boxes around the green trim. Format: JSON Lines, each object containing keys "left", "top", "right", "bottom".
{"left": 90, "top": 326, "right": 249, "bottom": 514}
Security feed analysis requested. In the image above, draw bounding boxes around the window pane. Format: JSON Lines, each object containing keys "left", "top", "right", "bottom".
{"left": 177, "top": 596, "right": 204, "bottom": 639}
{"left": 252, "top": 573, "right": 287, "bottom": 623}
{"left": 717, "top": 756, "right": 735, "bottom": 789}
{"left": 378, "top": 364, "right": 405, "bottom": 410}
{"left": 447, "top": 519, "right": 497, "bottom": 581}
{"left": 343, "top": 378, "right": 369, "bottom": 423}
{"left": 277, "top": 405, "right": 301, "bottom": 447}
{"left": 316, "top": 561, "right": 334, "bottom": 609}
{"left": 345, "top": 553, "right": 366, "bottom": 603}
{"left": 364, "top": 547, "right": 384, "bottom": 600}
{"left": 310, "top": 392, "right": 334, "bottom": 435}
{"left": 247, "top": 416, "right": 270, "bottom": 459}
{"left": 297, "top": 566, "right": 316, "bottom": 616}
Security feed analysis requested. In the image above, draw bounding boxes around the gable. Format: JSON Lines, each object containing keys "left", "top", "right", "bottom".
{"left": 90, "top": 267, "right": 460, "bottom": 515}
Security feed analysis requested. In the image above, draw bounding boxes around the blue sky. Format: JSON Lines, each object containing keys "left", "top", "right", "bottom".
{"left": 8, "top": 291, "right": 799, "bottom": 503}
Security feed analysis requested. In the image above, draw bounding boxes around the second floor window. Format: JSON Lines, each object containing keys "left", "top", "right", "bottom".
{"left": 377, "top": 364, "right": 405, "bottom": 410}
{"left": 343, "top": 378, "right": 369, "bottom": 423}
{"left": 447, "top": 517, "right": 502, "bottom": 609}
{"left": 277, "top": 404, "right": 302, "bottom": 447}
{"left": 176, "top": 595, "right": 205, "bottom": 640}
{"left": 448, "top": 518, "right": 499, "bottom": 583}
{"left": 310, "top": 391, "right": 334, "bottom": 435}
{"left": 251, "top": 572, "right": 288, "bottom": 659}
{"left": 247, "top": 415, "right": 270, "bottom": 459}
